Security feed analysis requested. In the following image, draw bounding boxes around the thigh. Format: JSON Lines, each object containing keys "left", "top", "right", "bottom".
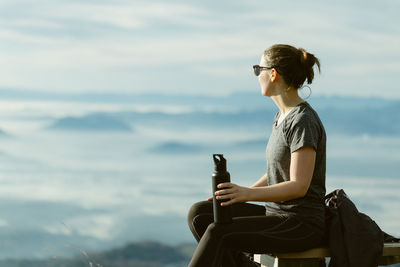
{"left": 232, "top": 202, "right": 266, "bottom": 217}
{"left": 189, "top": 200, "right": 266, "bottom": 218}
{"left": 188, "top": 201, "right": 267, "bottom": 242}
{"left": 214, "top": 215, "right": 323, "bottom": 254}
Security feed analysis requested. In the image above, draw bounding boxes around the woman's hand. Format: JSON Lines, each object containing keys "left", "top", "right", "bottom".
{"left": 215, "top": 182, "right": 250, "bottom": 206}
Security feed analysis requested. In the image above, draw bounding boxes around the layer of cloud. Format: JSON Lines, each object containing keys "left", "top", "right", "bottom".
{"left": 0, "top": 0, "right": 399, "bottom": 98}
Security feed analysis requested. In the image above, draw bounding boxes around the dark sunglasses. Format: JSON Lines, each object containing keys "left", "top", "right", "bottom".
{"left": 252, "top": 65, "right": 278, "bottom": 76}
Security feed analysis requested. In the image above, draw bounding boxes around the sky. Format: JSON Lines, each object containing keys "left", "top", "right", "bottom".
{"left": 1, "top": 0, "right": 400, "bottom": 98}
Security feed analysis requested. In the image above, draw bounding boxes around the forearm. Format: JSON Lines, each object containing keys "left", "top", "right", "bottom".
{"left": 216, "top": 148, "right": 315, "bottom": 206}
{"left": 247, "top": 180, "right": 306, "bottom": 202}
{"left": 250, "top": 173, "right": 268, "bottom": 188}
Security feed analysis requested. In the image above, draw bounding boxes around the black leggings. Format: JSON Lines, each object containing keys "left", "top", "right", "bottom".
{"left": 187, "top": 201, "right": 324, "bottom": 267}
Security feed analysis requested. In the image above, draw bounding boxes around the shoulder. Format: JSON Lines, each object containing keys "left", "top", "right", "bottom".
{"left": 283, "top": 102, "right": 325, "bottom": 151}
{"left": 285, "top": 102, "right": 320, "bottom": 129}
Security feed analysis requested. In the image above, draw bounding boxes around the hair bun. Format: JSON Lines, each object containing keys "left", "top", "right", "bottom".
{"left": 298, "top": 48, "right": 311, "bottom": 66}
{"left": 298, "top": 47, "right": 320, "bottom": 84}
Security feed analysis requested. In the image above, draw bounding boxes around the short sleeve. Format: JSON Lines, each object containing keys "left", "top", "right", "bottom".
{"left": 285, "top": 113, "right": 320, "bottom": 153}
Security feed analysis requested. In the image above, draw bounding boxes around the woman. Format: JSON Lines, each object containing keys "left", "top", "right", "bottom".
{"left": 187, "top": 44, "right": 326, "bottom": 267}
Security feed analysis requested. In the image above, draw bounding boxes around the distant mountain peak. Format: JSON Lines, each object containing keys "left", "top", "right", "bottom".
{"left": 48, "top": 113, "right": 132, "bottom": 132}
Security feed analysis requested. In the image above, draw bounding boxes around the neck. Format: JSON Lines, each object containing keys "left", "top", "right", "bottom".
{"left": 270, "top": 88, "right": 304, "bottom": 115}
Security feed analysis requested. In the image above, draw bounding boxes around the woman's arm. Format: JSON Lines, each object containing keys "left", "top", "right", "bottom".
{"left": 207, "top": 170, "right": 268, "bottom": 201}
{"left": 215, "top": 146, "right": 316, "bottom": 206}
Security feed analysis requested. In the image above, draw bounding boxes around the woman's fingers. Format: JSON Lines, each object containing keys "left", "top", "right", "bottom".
{"left": 217, "top": 182, "right": 233, "bottom": 189}
{"left": 216, "top": 193, "right": 234, "bottom": 200}
{"left": 221, "top": 198, "right": 236, "bottom": 206}
{"left": 213, "top": 182, "right": 245, "bottom": 206}
{"left": 215, "top": 184, "right": 237, "bottom": 196}
{"left": 215, "top": 188, "right": 233, "bottom": 196}
{"left": 213, "top": 183, "right": 249, "bottom": 206}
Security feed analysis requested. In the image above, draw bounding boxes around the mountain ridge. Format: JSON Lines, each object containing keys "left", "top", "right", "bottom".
{"left": 0, "top": 241, "right": 195, "bottom": 267}
{"left": 47, "top": 102, "right": 400, "bottom": 136}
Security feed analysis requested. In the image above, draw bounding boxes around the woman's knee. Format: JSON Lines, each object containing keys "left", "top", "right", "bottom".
{"left": 187, "top": 201, "right": 214, "bottom": 242}
{"left": 187, "top": 200, "right": 212, "bottom": 222}
{"left": 205, "top": 222, "right": 217, "bottom": 236}
{"left": 205, "top": 222, "right": 227, "bottom": 239}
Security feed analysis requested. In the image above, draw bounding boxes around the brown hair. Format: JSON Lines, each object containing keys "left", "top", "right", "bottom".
{"left": 263, "top": 44, "right": 321, "bottom": 89}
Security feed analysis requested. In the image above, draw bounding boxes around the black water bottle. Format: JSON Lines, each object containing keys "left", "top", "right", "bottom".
{"left": 212, "top": 154, "right": 233, "bottom": 224}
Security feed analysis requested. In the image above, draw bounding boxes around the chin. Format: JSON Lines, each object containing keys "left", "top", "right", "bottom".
{"left": 261, "top": 89, "right": 271, "bottom": 97}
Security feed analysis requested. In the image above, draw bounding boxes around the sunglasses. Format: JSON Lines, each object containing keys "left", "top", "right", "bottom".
{"left": 252, "top": 65, "right": 277, "bottom": 76}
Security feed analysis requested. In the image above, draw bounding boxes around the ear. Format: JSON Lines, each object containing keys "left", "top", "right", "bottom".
{"left": 270, "top": 68, "right": 278, "bottom": 82}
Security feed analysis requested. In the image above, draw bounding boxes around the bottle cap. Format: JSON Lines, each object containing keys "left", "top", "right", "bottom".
{"left": 213, "top": 154, "right": 226, "bottom": 172}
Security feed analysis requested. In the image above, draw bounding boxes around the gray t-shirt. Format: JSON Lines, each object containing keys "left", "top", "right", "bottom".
{"left": 265, "top": 101, "right": 326, "bottom": 230}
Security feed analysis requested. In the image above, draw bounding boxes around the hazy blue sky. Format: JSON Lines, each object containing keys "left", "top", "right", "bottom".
{"left": 1, "top": 0, "right": 400, "bottom": 98}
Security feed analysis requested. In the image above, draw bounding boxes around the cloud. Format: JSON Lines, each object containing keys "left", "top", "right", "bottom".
{"left": 0, "top": 0, "right": 399, "bottom": 98}
{"left": 0, "top": 174, "right": 141, "bottom": 209}
{"left": 44, "top": 214, "right": 116, "bottom": 240}
{"left": 0, "top": 219, "right": 8, "bottom": 227}
{"left": 0, "top": 1, "right": 211, "bottom": 39}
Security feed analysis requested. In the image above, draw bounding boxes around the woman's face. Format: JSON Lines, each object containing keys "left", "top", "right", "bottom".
{"left": 258, "top": 55, "right": 273, "bottom": 97}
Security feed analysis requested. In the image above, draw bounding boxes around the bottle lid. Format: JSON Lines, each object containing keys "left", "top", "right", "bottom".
{"left": 213, "top": 154, "right": 226, "bottom": 172}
